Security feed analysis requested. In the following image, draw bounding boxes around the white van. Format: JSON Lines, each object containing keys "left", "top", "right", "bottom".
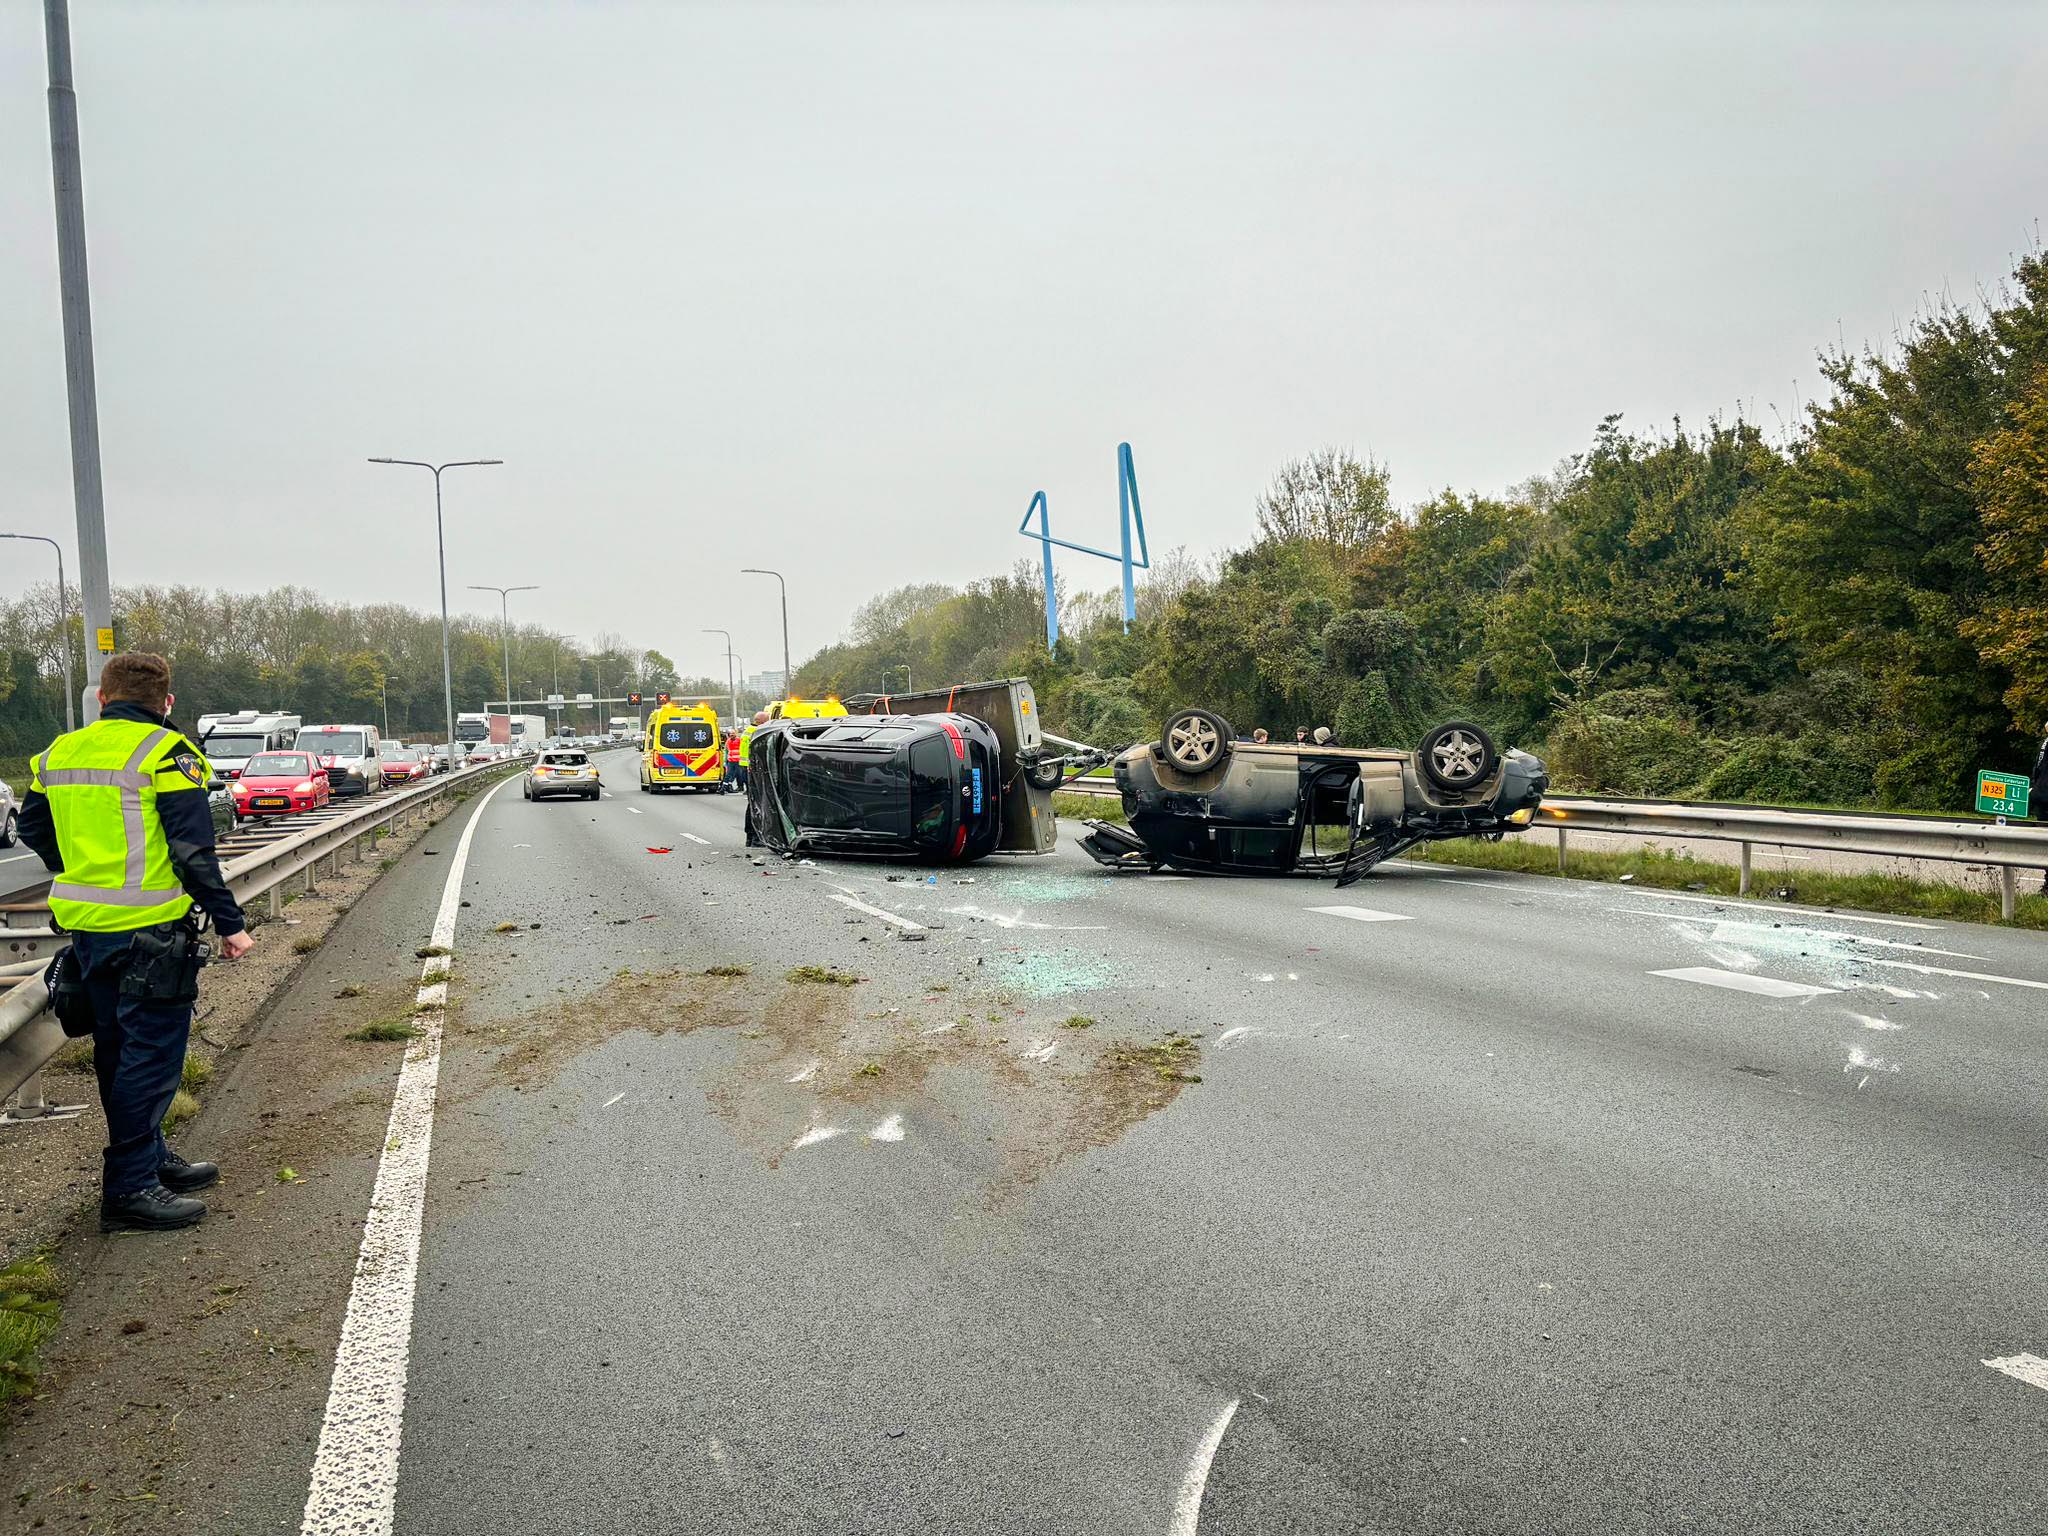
{"left": 199, "top": 712, "right": 303, "bottom": 779}
{"left": 294, "top": 723, "right": 384, "bottom": 797}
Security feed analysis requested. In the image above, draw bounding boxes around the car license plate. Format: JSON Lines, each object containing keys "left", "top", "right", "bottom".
{"left": 970, "top": 767, "right": 983, "bottom": 814}
{"left": 255, "top": 797, "right": 288, "bottom": 809}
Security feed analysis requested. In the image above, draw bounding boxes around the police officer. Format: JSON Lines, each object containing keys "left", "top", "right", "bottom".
{"left": 18, "top": 652, "right": 254, "bottom": 1233}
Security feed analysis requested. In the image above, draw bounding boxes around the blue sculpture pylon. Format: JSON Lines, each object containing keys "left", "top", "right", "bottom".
{"left": 1018, "top": 442, "right": 1151, "bottom": 648}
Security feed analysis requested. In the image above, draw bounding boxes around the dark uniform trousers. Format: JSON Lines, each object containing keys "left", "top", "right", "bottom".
{"left": 70, "top": 926, "right": 194, "bottom": 1197}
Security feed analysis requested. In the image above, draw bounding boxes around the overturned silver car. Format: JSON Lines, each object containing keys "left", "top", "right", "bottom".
{"left": 1078, "top": 709, "right": 1547, "bottom": 883}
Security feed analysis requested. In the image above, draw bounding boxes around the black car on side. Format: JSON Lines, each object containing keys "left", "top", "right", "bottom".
{"left": 1080, "top": 708, "right": 1547, "bottom": 883}
{"left": 747, "top": 713, "right": 1004, "bottom": 863}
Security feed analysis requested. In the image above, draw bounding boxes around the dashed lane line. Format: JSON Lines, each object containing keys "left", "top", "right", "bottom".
{"left": 679, "top": 832, "right": 711, "bottom": 845}
{"left": 299, "top": 771, "right": 518, "bottom": 1536}
{"left": 1619, "top": 889, "right": 1941, "bottom": 930}
{"left": 1650, "top": 966, "right": 1839, "bottom": 999}
{"left": 1306, "top": 905, "right": 1414, "bottom": 923}
{"left": 1608, "top": 909, "right": 1989, "bottom": 961}
{"left": 827, "top": 889, "right": 927, "bottom": 931}
{"left": 1984, "top": 1354, "right": 2048, "bottom": 1393}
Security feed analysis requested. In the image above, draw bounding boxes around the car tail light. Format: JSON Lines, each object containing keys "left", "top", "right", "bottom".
{"left": 941, "top": 720, "right": 965, "bottom": 761}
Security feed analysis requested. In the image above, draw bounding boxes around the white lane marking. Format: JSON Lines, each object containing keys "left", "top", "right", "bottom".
{"left": 299, "top": 772, "right": 516, "bottom": 1536}
{"left": 626, "top": 807, "right": 642, "bottom": 816}
{"left": 1307, "top": 905, "right": 1413, "bottom": 923}
{"left": 1609, "top": 910, "right": 1988, "bottom": 960}
{"left": 786, "top": 1060, "right": 820, "bottom": 1083}
{"left": 869, "top": 1113, "right": 906, "bottom": 1142}
{"left": 1984, "top": 1354, "right": 2048, "bottom": 1393}
{"left": 944, "top": 903, "right": 1106, "bottom": 931}
{"left": 602, "top": 1092, "right": 626, "bottom": 1108}
{"left": 827, "top": 890, "right": 927, "bottom": 931}
{"left": 1169, "top": 1396, "right": 1240, "bottom": 1536}
{"left": 792, "top": 1125, "right": 846, "bottom": 1149}
{"left": 679, "top": 832, "right": 710, "bottom": 845}
{"left": 1620, "top": 889, "right": 1940, "bottom": 930}
{"left": 1650, "top": 967, "right": 1839, "bottom": 998}
{"left": 1859, "top": 956, "right": 2048, "bottom": 993}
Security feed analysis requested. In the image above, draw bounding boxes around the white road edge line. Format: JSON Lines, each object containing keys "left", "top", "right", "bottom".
{"left": 1617, "top": 888, "right": 1940, "bottom": 930}
{"left": 1170, "top": 1395, "right": 1240, "bottom": 1535}
{"left": 827, "top": 889, "right": 927, "bottom": 931}
{"left": 1983, "top": 1353, "right": 2048, "bottom": 1392}
{"left": 298, "top": 772, "right": 517, "bottom": 1536}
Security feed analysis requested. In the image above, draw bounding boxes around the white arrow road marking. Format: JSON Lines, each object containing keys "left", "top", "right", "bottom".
{"left": 827, "top": 890, "right": 927, "bottom": 931}
{"left": 1170, "top": 1396, "right": 1240, "bottom": 1535}
{"left": 299, "top": 772, "right": 517, "bottom": 1536}
{"left": 1984, "top": 1354, "right": 2048, "bottom": 1392}
{"left": 1651, "top": 967, "right": 1838, "bottom": 998}
{"left": 1307, "top": 905, "right": 1413, "bottom": 923}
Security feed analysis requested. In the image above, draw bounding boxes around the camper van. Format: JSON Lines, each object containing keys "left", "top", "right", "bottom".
{"left": 197, "top": 712, "right": 303, "bottom": 779}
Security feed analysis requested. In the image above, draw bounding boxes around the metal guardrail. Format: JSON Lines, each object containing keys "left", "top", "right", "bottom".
{"left": 1054, "top": 779, "right": 2048, "bottom": 918}
{"left": 0, "top": 756, "right": 522, "bottom": 1122}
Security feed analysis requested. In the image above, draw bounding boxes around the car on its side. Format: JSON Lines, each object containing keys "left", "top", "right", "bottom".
{"left": 1079, "top": 708, "right": 1547, "bottom": 882}
{"left": 746, "top": 712, "right": 1002, "bottom": 864}
{"left": 0, "top": 776, "right": 17, "bottom": 848}
{"left": 524, "top": 748, "right": 600, "bottom": 802}
{"left": 228, "top": 751, "right": 334, "bottom": 819}
{"left": 293, "top": 724, "right": 383, "bottom": 798}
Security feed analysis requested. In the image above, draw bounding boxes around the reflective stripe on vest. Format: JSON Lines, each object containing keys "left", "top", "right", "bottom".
{"left": 737, "top": 726, "right": 754, "bottom": 767}
{"left": 34, "top": 721, "right": 194, "bottom": 931}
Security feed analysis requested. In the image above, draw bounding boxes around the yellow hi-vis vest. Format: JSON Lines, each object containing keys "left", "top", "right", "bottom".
{"left": 737, "top": 725, "right": 754, "bottom": 767}
{"left": 30, "top": 718, "right": 201, "bottom": 933}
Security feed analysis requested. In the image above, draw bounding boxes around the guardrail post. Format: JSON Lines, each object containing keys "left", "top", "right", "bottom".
{"left": 268, "top": 887, "right": 282, "bottom": 920}
{"left": 1739, "top": 842, "right": 1752, "bottom": 897}
{"left": 1556, "top": 826, "right": 1567, "bottom": 872}
{"left": 2001, "top": 866, "right": 2017, "bottom": 922}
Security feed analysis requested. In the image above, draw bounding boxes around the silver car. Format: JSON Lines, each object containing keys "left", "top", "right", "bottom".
{"left": 0, "top": 777, "right": 17, "bottom": 848}
{"left": 523, "top": 748, "right": 600, "bottom": 802}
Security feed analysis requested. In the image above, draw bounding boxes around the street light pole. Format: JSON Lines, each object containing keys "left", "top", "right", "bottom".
{"left": 1, "top": 532, "right": 75, "bottom": 732}
{"left": 702, "top": 629, "right": 737, "bottom": 729}
{"left": 43, "top": 0, "right": 112, "bottom": 722}
{"left": 740, "top": 567, "right": 790, "bottom": 695}
{"left": 468, "top": 583, "right": 537, "bottom": 720}
{"left": 369, "top": 458, "right": 501, "bottom": 774}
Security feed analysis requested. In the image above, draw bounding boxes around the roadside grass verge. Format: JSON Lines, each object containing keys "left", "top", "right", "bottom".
{"left": 1053, "top": 792, "right": 1124, "bottom": 824}
{"left": 1407, "top": 838, "right": 2048, "bottom": 929}
{"left": 0, "top": 1249, "right": 65, "bottom": 1412}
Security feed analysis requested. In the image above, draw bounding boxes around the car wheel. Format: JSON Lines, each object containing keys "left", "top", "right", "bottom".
{"left": 0, "top": 810, "right": 16, "bottom": 848}
{"left": 522, "top": 783, "right": 531, "bottom": 800}
{"left": 1418, "top": 720, "right": 1498, "bottom": 792}
{"left": 1161, "top": 707, "right": 1232, "bottom": 774}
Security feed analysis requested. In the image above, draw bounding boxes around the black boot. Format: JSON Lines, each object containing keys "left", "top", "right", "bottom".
{"left": 101, "top": 1183, "right": 206, "bottom": 1233}
{"left": 160, "top": 1147, "right": 220, "bottom": 1193}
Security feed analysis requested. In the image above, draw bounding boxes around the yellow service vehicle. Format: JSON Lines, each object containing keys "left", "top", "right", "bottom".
{"left": 640, "top": 701, "right": 724, "bottom": 793}
{"left": 764, "top": 696, "right": 848, "bottom": 721}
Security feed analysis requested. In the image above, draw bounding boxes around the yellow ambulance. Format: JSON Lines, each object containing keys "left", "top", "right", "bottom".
{"left": 640, "top": 701, "right": 724, "bottom": 793}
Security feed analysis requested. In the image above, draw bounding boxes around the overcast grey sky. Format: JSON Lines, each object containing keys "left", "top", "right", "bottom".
{"left": 4, "top": 1, "right": 2044, "bottom": 680}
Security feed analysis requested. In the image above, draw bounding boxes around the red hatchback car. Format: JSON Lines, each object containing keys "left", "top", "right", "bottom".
{"left": 229, "top": 750, "right": 334, "bottom": 819}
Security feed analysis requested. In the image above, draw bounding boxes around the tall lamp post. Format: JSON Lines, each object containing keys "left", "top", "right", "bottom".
{"left": 884, "top": 663, "right": 912, "bottom": 695}
{"left": 1, "top": 532, "right": 75, "bottom": 732}
{"left": 740, "top": 567, "right": 790, "bottom": 695}
{"left": 702, "top": 628, "right": 738, "bottom": 729}
{"left": 368, "top": 458, "right": 501, "bottom": 772}
{"left": 468, "top": 583, "right": 537, "bottom": 718}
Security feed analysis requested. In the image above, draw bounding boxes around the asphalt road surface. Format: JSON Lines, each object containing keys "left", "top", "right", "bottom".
{"left": 249, "top": 750, "right": 2048, "bottom": 1531}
